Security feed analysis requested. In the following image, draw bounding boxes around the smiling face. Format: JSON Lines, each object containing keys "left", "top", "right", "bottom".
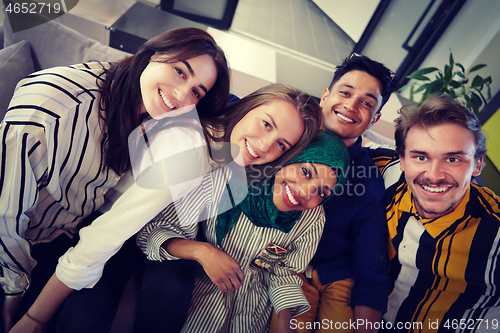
{"left": 139, "top": 53, "right": 217, "bottom": 118}
{"left": 272, "top": 162, "right": 338, "bottom": 212}
{"left": 229, "top": 100, "right": 305, "bottom": 166}
{"left": 400, "top": 123, "right": 483, "bottom": 219}
{"left": 320, "top": 70, "right": 383, "bottom": 147}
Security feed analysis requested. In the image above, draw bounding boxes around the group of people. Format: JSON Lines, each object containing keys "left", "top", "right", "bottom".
{"left": 0, "top": 23, "right": 498, "bottom": 333}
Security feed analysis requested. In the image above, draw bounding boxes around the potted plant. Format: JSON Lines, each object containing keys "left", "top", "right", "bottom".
{"left": 400, "top": 51, "right": 492, "bottom": 115}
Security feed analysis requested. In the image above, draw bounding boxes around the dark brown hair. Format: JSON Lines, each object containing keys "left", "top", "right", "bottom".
{"left": 328, "top": 53, "right": 395, "bottom": 113}
{"left": 98, "top": 27, "right": 230, "bottom": 175}
{"left": 395, "top": 93, "right": 486, "bottom": 160}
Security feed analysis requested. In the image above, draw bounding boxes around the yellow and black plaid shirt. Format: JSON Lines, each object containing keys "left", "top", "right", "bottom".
{"left": 371, "top": 148, "right": 500, "bottom": 332}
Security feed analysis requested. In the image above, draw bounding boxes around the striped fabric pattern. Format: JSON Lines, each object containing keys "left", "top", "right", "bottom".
{"left": 0, "top": 62, "right": 120, "bottom": 294}
{"left": 138, "top": 167, "right": 326, "bottom": 333}
{"left": 371, "top": 148, "right": 500, "bottom": 332}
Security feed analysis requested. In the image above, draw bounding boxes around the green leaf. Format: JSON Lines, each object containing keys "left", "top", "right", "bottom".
{"left": 413, "top": 83, "right": 430, "bottom": 94}
{"left": 411, "top": 67, "right": 440, "bottom": 76}
{"left": 407, "top": 53, "right": 491, "bottom": 114}
{"left": 444, "top": 64, "right": 452, "bottom": 82}
{"left": 471, "top": 91, "right": 482, "bottom": 104}
{"left": 408, "top": 73, "right": 431, "bottom": 81}
{"left": 471, "top": 75, "right": 484, "bottom": 89}
{"left": 470, "top": 92, "right": 482, "bottom": 114}
{"left": 464, "top": 94, "right": 472, "bottom": 107}
{"left": 469, "top": 64, "right": 487, "bottom": 73}
{"left": 428, "top": 80, "right": 444, "bottom": 94}
{"left": 476, "top": 89, "right": 488, "bottom": 106}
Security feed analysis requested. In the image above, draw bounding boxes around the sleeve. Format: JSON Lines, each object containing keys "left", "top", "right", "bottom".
{"left": 0, "top": 80, "right": 64, "bottom": 295}
{"left": 266, "top": 207, "right": 325, "bottom": 317}
{"left": 368, "top": 146, "right": 399, "bottom": 174}
{"left": 55, "top": 125, "right": 209, "bottom": 290}
{"left": 56, "top": 182, "right": 174, "bottom": 290}
{"left": 350, "top": 185, "right": 391, "bottom": 313}
{"left": 0, "top": 121, "right": 43, "bottom": 295}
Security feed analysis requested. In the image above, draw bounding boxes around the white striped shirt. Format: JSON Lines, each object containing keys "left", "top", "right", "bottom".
{"left": 0, "top": 62, "right": 120, "bottom": 294}
{"left": 138, "top": 168, "right": 325, "bottom": 333}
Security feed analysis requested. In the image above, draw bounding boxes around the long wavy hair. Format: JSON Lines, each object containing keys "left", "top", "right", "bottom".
{"left": 204, "top": 83, "right": 324, "bottom": 178}
{"left": 98, "top": 27, "right": 230, "bottom": 175}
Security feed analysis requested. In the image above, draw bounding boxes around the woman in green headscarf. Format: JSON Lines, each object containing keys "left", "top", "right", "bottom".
{"left": 136, "top": 130, "right": 349, "bottom": 333}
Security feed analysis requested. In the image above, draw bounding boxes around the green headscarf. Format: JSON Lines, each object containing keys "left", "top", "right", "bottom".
{"left": 216, "top": 130, "right": 349, "bottom": 245}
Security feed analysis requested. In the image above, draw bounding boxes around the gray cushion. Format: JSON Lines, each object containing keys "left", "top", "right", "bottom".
{"left": 3, "top": 4, "right": 129, "bottom": 71}
{"left": 0, "top": 40, "right": 34, "bottom": 121}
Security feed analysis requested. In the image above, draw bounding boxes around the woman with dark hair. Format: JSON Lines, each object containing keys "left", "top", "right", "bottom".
{"left": 9, "top": 81, "right": 323, "bottom": 332}
{"left": 1, "top": 26, "right": 229, "bottom": 332}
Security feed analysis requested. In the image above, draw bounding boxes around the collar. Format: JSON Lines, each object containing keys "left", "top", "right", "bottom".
{"left": 399, "top": 184, "right": 471, "bottom": 238}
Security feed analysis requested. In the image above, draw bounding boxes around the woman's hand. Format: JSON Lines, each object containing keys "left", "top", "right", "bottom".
{"left": 9, "top": 314, "right": 46, "bottom": 333}
{"left": 197, "top": 243, "right": 245, "bottom": 292}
